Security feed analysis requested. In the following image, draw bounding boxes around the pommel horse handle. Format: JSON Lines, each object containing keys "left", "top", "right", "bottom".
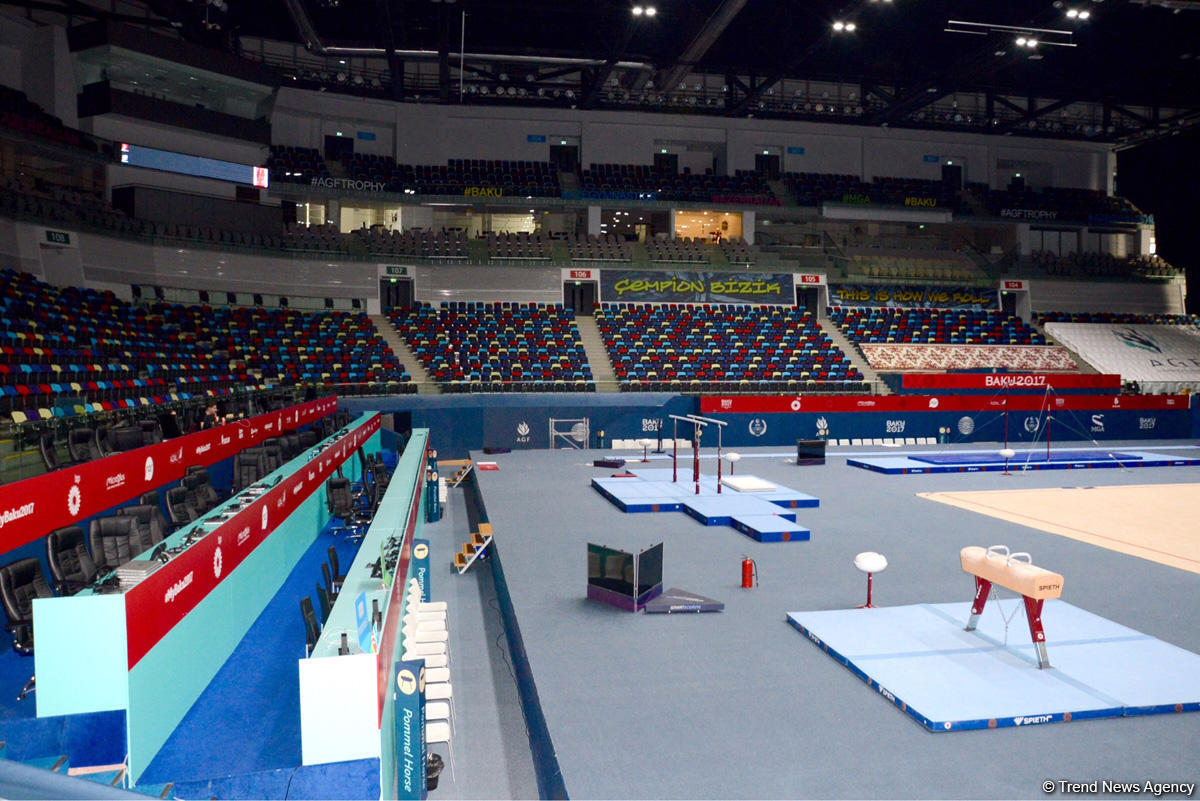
{"left": 960, "top": 545, "right": 1064, "bottom": 669}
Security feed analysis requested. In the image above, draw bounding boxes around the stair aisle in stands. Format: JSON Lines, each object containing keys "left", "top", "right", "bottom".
{"left": 573, "top": 316, "right": 619, "bottom": 392}
{"left": 368, "top": 314, "right": 438, "bottom": 393}
{"left": 819, "top": 314, "right": 887, "bottom": 394}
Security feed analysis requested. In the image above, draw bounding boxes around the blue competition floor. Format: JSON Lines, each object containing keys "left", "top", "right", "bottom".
{"left": 849, "top": 447, "right": 1200, "bottom": 475}
{"left": 787, "top": 601, "right": 1200, "bottom": 732}
{"left": 592, "top": 468, "right": 817, "bottom": 541}
{"left": 911, "top": 450, "right": 1143, "bottom": 466}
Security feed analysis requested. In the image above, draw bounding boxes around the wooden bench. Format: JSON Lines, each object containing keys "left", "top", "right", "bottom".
{"left": 960, "top": 545, "right": 1064, "bottom": 669}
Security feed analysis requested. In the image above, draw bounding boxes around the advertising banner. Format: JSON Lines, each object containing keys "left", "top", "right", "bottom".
{"left": 600, "top": 270, "right": 793, "bottom": 305}
{"left": 830, "top": 284, "right": 997, "bottom": 309}
{"left": 392, "top": 659, "right": 427, "bottom": 800}
{"left": 0, "top": 398, "right": 337, "bottom": 554}
{"left": 702, "top": 394, "right": 1188, "bottom": 415}
{"left": 123, "top": 414, "right": 379, "bottom": 668}
{"left": 698, "top": 407, "right": 1189, "bottom": 447}
{"left": 900, "top": 374, "right": 1122, "bottom": 392}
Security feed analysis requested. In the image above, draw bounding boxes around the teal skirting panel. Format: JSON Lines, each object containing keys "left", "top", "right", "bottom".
{"left": 124, "top": 416, "right": 380, "bottom": 783}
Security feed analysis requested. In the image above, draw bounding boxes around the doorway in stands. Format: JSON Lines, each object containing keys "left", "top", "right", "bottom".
{"left": 550, "top": 143, "right": 578, "bottom": 173}
{"left": 563, "top": 279, "right": 597, "bottom": 315}
{"left": 380, "top": 277, "right": 414, "bottom": 312}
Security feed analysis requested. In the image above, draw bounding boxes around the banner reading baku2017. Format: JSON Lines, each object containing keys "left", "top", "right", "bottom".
{"left": 831, "top": 284, "right": 998, "bottom": 309}
{"left": 600, "top": 270, "right": 793, "bottom": 304}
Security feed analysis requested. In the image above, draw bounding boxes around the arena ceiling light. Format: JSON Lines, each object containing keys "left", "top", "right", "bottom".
{"left": 832, "top": 20, "right": 857, "bottom": 31}
{"left": 1065, "top": 8, "right": 1091, "bottom": 18}
{"left": 945, "top": 19, "right": 1076, "bottom": 47}
{"left": 632, "top": 5, "right": 657, "bottom": 16}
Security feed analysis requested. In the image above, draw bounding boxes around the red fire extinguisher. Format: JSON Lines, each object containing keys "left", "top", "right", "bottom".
{"left": 741, "top": 556, "right": 758, "bottom": 588}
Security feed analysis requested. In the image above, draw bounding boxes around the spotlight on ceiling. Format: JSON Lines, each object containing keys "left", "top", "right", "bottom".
{"left": 632, "top": 5, "right": 656, "bottom": 16}
{"left": 1066, "top": 8, "right": 1090, "bottom": 18}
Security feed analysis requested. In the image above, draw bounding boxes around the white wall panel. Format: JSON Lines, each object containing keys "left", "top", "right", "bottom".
{"left": 416, "top": 264, "right": 562, "bottom": 305}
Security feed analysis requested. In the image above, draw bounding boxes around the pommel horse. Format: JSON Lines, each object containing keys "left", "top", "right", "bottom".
{"left": 960, "top": 545, "right": 1064, "bottom": 669}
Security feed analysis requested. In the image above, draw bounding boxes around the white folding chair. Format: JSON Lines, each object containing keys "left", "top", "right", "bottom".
{"left": 404, "top": 613, "right": 446, "bottom": 632}
{"left": 425, "top": 666, "right": 450, "bottom": 684}
{"left": 426, "top": 720, "right": 454, "bottom": 779}
{"left": 426, "top": 680, "right": 455, "bottom": 729}
{"left": 404, "top": 651, "right": 447, "bottom": 668}
{"left": 402, "top": 626, "right": 448, "bottom": 644}
{"left": 402, "top": 640, "right": 446, "bottom": 656}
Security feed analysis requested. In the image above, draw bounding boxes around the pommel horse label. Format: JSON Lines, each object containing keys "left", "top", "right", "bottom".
{"left": 960, "top": 545, "right": 1064, "bottom": 669}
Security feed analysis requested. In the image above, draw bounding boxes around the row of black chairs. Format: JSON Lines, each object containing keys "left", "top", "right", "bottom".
{"left": 302, "top": 545, "right": 349, "bottom": 657}
{"left": 0, "top": 463, "right": 226, "bottom": 701}
{"left": 232, "top": 430, "right": 321, "bottom": 492}
{"left": 39, "top": 419, "right": 165, "bottom": 471}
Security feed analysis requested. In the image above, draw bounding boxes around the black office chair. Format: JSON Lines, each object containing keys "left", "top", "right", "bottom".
{"left": 181, "top": 472, "right": 212, "bottom": 516}
{"left": 116, "top": 504, "right": 168, "bottom": 552}
{"left": 139, "top": 418, "right": 163, "bottom": 445}
{"left": 139, "top": 489, "right": 160, "bottom": 507}
{"left": 39, "top": 432, "right": 79, "bottom": 472}
{"left": 327, "top": 546, "right": 347, "bottom": 591}
{"left": 280, "top": 434, "right": 301, "bottom": 461}
{"left": 165, "top": 486, "right": 198, "bottom": 528}
{"left": 300, "top": 596, "right": 321, "bottom": 657}
{"left": 46, "top": 525, "right": 96, "bottom": 595}
{"left": 67, "top": 427, "right": 100, "bottom": 462}
{"left": 185, "top": 466, "right": 224, "bottom": 509}
{"left": 298, "top": 429, "right": 318, "bottom": 450}
{"left": 233, "top": 449, "right": 266, "bottom": 492}
{"left": 326, "top": 477, "right": 367, "bottom": 541}
{"left": 321, "top": 562, "right": 339, "bottom": 602}
{"left": 93, "top": 425, "right": 116, "bottom": 458}
{"left": 108, "top": 425, "right": 146, "bottom": 453}
{"left": 316, "top": 583, "right": 332, "bottom": 625}
{"left": 88, "top": 516, "right": 139, "bottom": 573}
{"left": 0, "top": 557, "right": 54, "bottom": 700}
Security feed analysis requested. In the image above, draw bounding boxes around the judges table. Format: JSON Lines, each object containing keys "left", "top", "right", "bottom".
{"left": 298, "top": 428, "right": 429, "bottom": 774}
{"left": 32, "top": 413, "right": 382, "bottom": 785}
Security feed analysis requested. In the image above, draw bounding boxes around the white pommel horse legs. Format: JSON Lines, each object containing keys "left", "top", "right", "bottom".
{"left": 960, "top": 545, "right": 1064, "bottom": 669}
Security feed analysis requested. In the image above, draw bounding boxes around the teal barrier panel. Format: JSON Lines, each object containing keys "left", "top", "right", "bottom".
{"left": 125, "top": 416, "right": 381, "bottom": 782}
{"left": 33, "top": 412, "right": 381, "bottom": 785}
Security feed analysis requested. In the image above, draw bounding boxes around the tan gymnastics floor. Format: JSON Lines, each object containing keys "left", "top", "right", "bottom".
{"left": 918, "top": 483, "right": 1200, "bottom": 575}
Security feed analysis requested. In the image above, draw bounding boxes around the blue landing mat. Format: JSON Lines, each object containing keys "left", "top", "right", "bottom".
{"left": 732, "top": 514, "right": 809, "bottom": 542}
{"left": 911, "top": 450, "right": 1142, "bottom": 466}
{"left": 787, "top": 601, "right": 1200, "bottom": 732}
{"left": 848, "top": 449, "right": 1200, "bottom": 475}
{"left": 591, "top": 470, "right": 819, "bottom": 543}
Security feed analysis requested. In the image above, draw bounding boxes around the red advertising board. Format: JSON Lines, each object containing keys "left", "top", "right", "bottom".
{"left": 701, "top": 394, "right": 1188, "bottom": 414}
{"left": 900, "top": 374, "right": 1122, "bottom": 391}
{"left": 375, "top": 447, "right": 427, "bottom": 725}
{"left": 0, "top": 399, "right": 337, "bottom": 554}
{"left": 123, "top": 413, "right": 380, "bottom": 669}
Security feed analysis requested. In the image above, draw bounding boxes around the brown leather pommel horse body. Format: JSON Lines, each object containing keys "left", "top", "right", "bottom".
{"left": 960, "top": 545, "right": 1064, "bottom": 669}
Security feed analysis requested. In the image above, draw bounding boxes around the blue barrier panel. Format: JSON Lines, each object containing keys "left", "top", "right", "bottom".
{"left": 392, "top": 659, "right": 427, "bottom": 800}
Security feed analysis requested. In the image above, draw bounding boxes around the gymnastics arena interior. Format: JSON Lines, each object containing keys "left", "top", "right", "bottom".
{"left": 0, "top": 1, "right": 1198, "bottom": 798}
